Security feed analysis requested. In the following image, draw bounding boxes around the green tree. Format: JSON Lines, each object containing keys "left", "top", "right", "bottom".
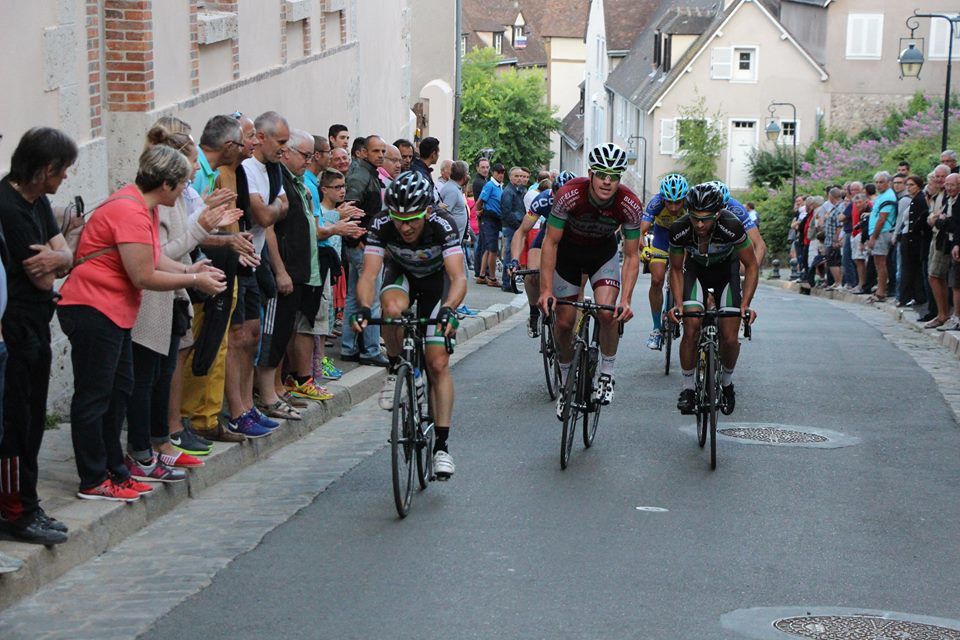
{"left": 676, "top": 94, "right": 726, "bottom": 184}
{"left": 459, "top": 48, "right": 560, "bottom": 169}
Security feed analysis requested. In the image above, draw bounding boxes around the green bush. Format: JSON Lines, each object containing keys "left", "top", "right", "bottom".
{"left": 748, "top": 145, "right": 794, "bottom": 189}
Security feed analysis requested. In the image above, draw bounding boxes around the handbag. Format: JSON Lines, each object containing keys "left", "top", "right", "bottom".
{"left": 171, "top": 298, "right": 191, "bottom": 337}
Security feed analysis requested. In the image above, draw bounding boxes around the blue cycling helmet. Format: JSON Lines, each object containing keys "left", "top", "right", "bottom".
{"left": 554, "top": 170, "right": 575, "bottom": 191}
{"left": 659, "top": 174, "right": 689, "bottom": 202}
{"left": 705, "top": 180, "right": 730, "bottom": 204}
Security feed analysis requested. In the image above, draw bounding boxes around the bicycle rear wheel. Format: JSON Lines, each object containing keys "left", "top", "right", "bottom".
{"left": 707, "top": 343, "right": 718, "bottom": 470}
{"left": 663, "top": 291, "right": 673, "bottom": 376}
{"left": 560, "top": 342, "right": 585, "bottom": 469}
{"left": 695, "top": 349, "right": 708, "bottom": 448}
{"left": 540, "top": 315, "right": 559, "bottom": 400}
{"left": 415, "top": 368, "right": 432, "bottom": 490}
{"left": 391, "top": 364, "right": 416, "bottom": 517}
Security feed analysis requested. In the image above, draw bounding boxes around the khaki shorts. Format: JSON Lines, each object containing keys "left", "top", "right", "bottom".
{"left": 851, "top": 234, "right": 867, "bottom": 261}
{"left": 295, "top": 275, "right": 330, "bottom": 336}
{"left": 929, "top": 242, "right": 952, "bottom": 279}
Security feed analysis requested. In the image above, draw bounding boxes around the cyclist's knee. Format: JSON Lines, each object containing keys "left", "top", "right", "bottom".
{"left": 381, "top": 298, "right": 408, "bottom": 318}
{"left": 597, "top": 308, "right": 617, "bottom": 328}
{"left": 425, "top": 351, "right": 449, "bottom": 379}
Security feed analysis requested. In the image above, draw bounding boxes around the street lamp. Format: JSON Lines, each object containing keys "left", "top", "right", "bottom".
{"left": 899, "top": 12, "right": 959, "bottom": 152}
{"left": 767, "top": 101, "right": 797, "bottom": 206}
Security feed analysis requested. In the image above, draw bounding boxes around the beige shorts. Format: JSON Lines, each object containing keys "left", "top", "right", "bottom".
{"left": 295, "top": 276, "right": 330, "bottom": 336}
{"left": 851, "top": 234, "right": 867, "bottom": 261}
{"left": 930, "top": 241, "right": 952, "bottom": 279}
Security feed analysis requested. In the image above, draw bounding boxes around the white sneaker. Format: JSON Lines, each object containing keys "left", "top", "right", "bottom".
{"left": 555, "top": 394, "right": 565, "bottom": 421}
{"left": 937, "top": 317, "right": 960, "bottom": 332}
{"left": 594, "top": 374, "right": 615, "bottom": 405}
{"left": 378, "top": 374, "right": 397, "bottom": 410}
{"left": 646, "top": 330, "right": 663, "bottom": 350}
{"left": 434, "top": 450, "right": 455, "bottom": 479}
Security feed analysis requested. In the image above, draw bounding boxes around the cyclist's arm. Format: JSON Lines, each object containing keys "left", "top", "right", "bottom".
{"left": 668, "top": 250, "right": 685, "bottom": 310}
{"left": 639, "top": 219, "right": 653, "bottom": 237}
{"left": 356, "top": 250, "right": 383, "bottom": 311}
{"left": 737, "top": 241, "right": 759, "bottom": 314}
{"left": 619, "top": 234, "right": 642, "bottom": 309}
{"left": 747, "top": 227, "right": 766, "bottom": 266}
{"left": 509, "top": 213, "right": 539, "bottom": 265}
{"left": 442, "top": 252, "right": 468, "bottom": 310}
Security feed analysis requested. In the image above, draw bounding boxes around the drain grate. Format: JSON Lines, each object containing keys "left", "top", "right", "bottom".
{"left": 718, "top": 426, "right": 828, "bottom": 444}
{"left": 773, "top": 614, "right": 960, "bottom": 639}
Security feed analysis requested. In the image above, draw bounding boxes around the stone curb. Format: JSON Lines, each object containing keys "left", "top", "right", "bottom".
{"left": 0, "top": 294, "right": 528, "bottom": 611}
{"left": 760, "top": 278, "right": 960, "bottom": 359}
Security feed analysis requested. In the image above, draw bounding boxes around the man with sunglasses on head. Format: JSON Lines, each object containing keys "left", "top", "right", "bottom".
{"left": 353, "top": 172, "right": 466, "bottom": 480}
{"left": 640, "top": 173, "right": 689, "bottom": 350}
{"left": 537, "top": 143, "right": 643, "bottom": 417}
{"left": 667, "top": 183, "right": 758, "bottom": 417}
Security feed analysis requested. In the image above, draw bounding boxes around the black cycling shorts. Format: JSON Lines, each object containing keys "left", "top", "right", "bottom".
{"left": 682, "top": 258, "right": 742, "bottom": 310}
{"left": 381, "top": 259, "right": 455, "bottom": 347}
{"left": 553, "top": 236, "right": 620, "bottom": 299}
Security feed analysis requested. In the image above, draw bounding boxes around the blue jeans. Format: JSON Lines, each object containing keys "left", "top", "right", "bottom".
{"left": 501, "top": 225, "right": 519, "bottom": 289}
{"left": 842, "top": 233, "right": 856, "bottom": 286}
{"left": 340, "top": 246, "right": 382, "bottom": 358}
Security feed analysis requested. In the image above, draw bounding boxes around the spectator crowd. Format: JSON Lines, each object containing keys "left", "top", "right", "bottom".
{"left": 789, "top": 150, "right": 960, "bottom": 330}
{"left": 0, "top": 112, "right": 550, "bottom": 550}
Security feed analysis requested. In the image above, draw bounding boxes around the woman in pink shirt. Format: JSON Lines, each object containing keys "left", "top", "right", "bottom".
{"left": 58, "top": 145, "right": 226, "bottom": 503}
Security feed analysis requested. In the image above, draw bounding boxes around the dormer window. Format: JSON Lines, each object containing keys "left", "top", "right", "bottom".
{"left": 493, "top": 32, "right": 503, "bottom": 54}
{"left": 653, "top": 31, "right": 662, "bottom": 66}
{"left": 513, "top": 25, "right": 526, "bottom": 49}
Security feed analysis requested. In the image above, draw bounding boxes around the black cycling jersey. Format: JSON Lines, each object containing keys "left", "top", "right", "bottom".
{"left": 365, "top": 210, "right": 463, "bottom": 278}
{"left": 668, "top": 210, "right": 751, "bottom": 267}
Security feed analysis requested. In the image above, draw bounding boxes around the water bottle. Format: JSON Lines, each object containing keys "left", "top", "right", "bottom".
{"left": 413, "top": 368, "right": 425, "bottom": 403}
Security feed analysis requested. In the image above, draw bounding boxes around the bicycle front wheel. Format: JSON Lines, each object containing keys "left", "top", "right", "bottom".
{"left": 707, "top": 343, "right": 719, "bottom": 470}
{"left": 663, "top": 291, "right": 673, "bottom": 376}
{"left": 560, "top": 342, "right": 585, "bottom": 469}
{"left": 583, "top": 346, "right": 600, "bottom": 448}
{"left": 541, "top": 316, "right": 559, "bottom": 400}
{"left": 695, "top": 349, "right": 708, "bottom": 448}
{"left": 391, "top": 365, "right": 416, "bottom": 517}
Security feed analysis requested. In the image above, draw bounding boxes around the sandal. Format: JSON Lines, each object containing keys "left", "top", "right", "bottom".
{"left": 263, "top": 400, "right": 302, "bottom": 420}
{"left": 924, "top": 317, "right": 947, "bottom": 329}
{"left": 866, "top": 294, "right": 887, "bottom": 304}
{"left": 485, "top": 277, "right": 500, "bottom": 287}
{"left": 281, "top": 391, "right": 309, "bottom": 408}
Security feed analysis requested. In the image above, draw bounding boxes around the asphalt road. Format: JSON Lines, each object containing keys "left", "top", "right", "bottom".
{"left": 142, "top": 286, "right": 960, "bottom": 640}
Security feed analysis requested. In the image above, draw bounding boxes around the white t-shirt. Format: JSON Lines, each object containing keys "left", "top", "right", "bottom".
{"left": 242, "top": 156, "right": 285, "bottom": 253}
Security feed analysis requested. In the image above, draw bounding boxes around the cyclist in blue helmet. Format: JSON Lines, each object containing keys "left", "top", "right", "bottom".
{"left": 639, "top": 173, "right": 689, "bottom": 349}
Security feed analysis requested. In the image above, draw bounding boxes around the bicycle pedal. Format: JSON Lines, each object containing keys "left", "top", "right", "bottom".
{"left": 434, "top": 473, "right": 451, "bottom": 481}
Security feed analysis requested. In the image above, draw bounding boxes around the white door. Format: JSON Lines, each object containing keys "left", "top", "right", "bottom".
{"left": 727, "top": 120, "right": 756, "bottom": 190}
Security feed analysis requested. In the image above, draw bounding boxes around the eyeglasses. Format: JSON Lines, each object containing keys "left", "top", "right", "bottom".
{"left": 322, "top": 183, "right": 346, "bottom": 190}
{"left": 591, "top": 169, "right": 623, "bottom": 182}
{"left": 287, "top": 147, "right": 313, "bottom": 159}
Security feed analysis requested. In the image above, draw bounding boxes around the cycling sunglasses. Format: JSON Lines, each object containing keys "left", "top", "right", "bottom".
{"left": 690, "top": 212, "right": 719, "bottom": 222}
{"left": 389, "top": 210, "right": 427, "bottom": 223}
{"left": 590, "top": 168, "right": 624, "bottom": 181}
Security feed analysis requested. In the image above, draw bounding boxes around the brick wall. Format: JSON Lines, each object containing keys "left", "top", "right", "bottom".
{"left": 86, "top": 0, "right": 102, "bottom": 136}
{"left": 103, "top": 0, "right": 155, "bottom": 112}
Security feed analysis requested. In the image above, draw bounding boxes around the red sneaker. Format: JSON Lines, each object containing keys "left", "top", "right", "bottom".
{"left": 116, "top": 477, "right": 154, "bottom": 495}
{"left": 76, "top": 479, "right": 140, "bottom": 502}
{"left": 158, "top": 450, "right": 204, "bottom": 468}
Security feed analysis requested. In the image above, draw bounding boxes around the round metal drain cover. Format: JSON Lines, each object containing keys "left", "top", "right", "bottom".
{"left": 719, "top": 426, "right": 828, "bottom": 444}
{"left": 774, "top": 614, "right": 960, "bottom": 639}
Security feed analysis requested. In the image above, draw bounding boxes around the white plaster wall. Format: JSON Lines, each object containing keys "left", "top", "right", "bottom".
{"left": 648, "top": 0, "right": 827, "bottom": 188}
{"left": 153, "top": 0, "right": 194, "bottom": 106}
{"left": 239, "top": 0, "right": 284, "bottom": 74}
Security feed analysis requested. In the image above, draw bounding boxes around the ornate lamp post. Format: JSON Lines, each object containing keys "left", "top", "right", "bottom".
{"left": 766, "top": 101, "right": 797, "bottom": 206}
{"left": 899, "top": 12, "right": 959, "bottom": 152}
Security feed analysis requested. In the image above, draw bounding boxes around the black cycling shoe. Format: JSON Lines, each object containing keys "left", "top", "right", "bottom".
{"left": 677, "top": 388, "right": 696, "bottom": 415}
{"left": 721, "top": 384, "right": 735, "bottom": 415}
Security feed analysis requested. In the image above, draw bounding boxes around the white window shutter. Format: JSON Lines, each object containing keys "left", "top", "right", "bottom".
{"left": 710, "top": 47, "right": 732, "bottom": 79}
{"left": 660, "top": 118, "right": 677, "bottom": 156}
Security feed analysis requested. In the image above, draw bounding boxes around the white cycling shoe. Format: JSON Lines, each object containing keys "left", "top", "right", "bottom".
{"left": 646, "top": 330, "right": 662, "bottom": 350}
{"left": 593, "top": 374, "right": 615, "bottom": 405}
{"left": 434, "top": 450, "right": 455, "bottom": 479}
{"left": 378, "top": 374, "right": 397, "bottom": 411}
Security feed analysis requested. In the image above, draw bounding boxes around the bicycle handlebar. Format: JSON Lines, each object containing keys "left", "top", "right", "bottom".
{"left": 514, "top": 268, "right": 540, "bottom": 276}
{"left": 364, "top": 316, "right": 455, "bottom": 353}
{"left": 554, "top": 299, "right": 621, "bottom": 313}
{"left": 680, "top": 309, "right": 753, "bottom": 340}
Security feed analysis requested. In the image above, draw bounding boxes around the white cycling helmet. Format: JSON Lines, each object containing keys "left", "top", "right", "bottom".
{"left": 587, "top": 143, "right": 628, "bottom": 174}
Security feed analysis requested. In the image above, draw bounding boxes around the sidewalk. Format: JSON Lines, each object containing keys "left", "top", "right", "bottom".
{"left": 761, "top": 277, "right": 960, "bottom": 359}
{"left": 0, "top": 280, "right": 524, "bottom": 611}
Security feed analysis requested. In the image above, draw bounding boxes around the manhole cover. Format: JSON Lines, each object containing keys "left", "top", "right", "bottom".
{"left": 774, "top": 614, "right": 960, "bottom": 639}
{"left": 718, "top": 426, "right": 828, "bottom": 444}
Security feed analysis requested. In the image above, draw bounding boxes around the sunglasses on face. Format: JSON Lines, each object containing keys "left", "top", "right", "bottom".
{"left": 389, "top": 211, "right": 427, "bottom": 225}
{"left": 591, "top": 169, "right": 623, "bottom": 182}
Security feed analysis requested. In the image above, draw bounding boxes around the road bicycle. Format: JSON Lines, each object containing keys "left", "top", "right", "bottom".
{"left": 553, "top": 298, "right": 622, "bottom": 469}
{"left": 659, "top": 274, "right": 681, "bottom": 375}
{"left": 680, "top": 306, "right": 751, "bottom": 470}
{"left": 513, "top": 268, "right": 560, "bottom": 400}
{"left": 366, "top": 313, "right": 453, "bottom": 518}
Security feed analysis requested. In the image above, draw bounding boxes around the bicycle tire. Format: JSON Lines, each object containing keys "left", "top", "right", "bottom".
{"left": 663, "top": 290, "right": 673, "bottom": 376}
{"left": 540, "top": 315, "right": 558, "bottom": 400}
{"left": 707, "top": 343, "right": 718, "bottom": 470}
{"left": 391, "top": 364, "right": 415, "bottom": 517}
{"left": 560, "top": 341, "right": 585, "bottom": 469}
{"left": 583, "top": 340, "right": 600, "bottom": 448}
{"left": 415, "top": 366, "right": 432, "bottom": 490}
{"left": 696, "top": 349, "right": 708, "bottom": 448}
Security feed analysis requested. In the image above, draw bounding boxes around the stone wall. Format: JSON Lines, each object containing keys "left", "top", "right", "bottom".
{"left": 828, "top": 93, "right": 914, "bottom": 135}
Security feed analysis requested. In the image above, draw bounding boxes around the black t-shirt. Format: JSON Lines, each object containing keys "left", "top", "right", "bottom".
{"left": 472, "top": 175, "right": 488, "bottom": 206}
{"left": 0, "top": 178, "right": 60, "bottom": 308}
